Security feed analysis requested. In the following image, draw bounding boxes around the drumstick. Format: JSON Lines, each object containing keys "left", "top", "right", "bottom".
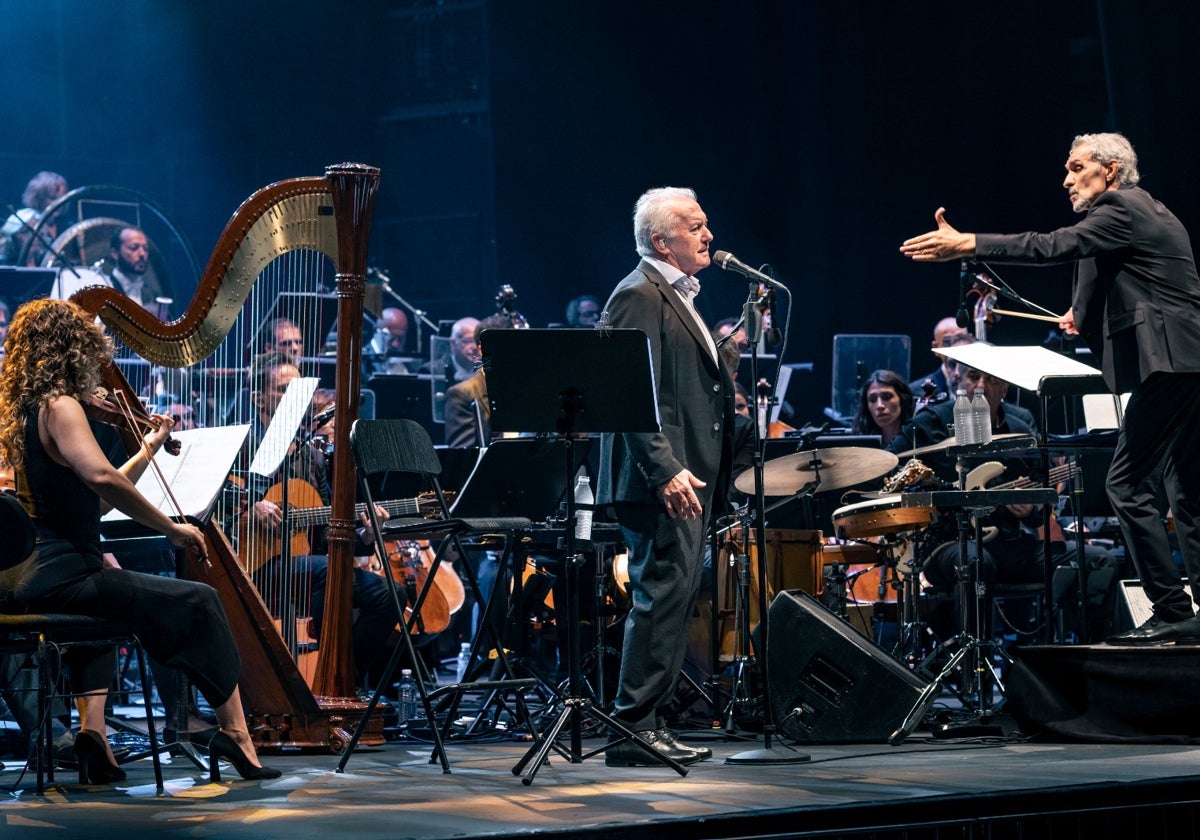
{"left": 992, "top": 307, "right": 1063, "bottom": 324}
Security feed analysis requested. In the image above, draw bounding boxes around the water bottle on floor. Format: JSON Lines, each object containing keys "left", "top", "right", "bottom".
{"left": 397, "top": 669, "right": 417, "bottom": 724}
{"left": 456, "top": 642, "right": 471, "bottom": 684}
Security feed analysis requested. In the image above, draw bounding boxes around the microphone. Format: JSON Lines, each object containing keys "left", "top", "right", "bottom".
{"left": 956, "top": 260, "right": 972, "bottom": 329}
{"left": 712, "top": 250, "right": 785, "bottom": 288}
{"left": 311, "top": 404, "right": 336, "bottom": 426}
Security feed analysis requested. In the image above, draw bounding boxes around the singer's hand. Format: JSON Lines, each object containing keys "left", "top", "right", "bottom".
{"left": 1059, "top": 308, "right": 1079, "bottom": 335}
{"left": 658, "top": 469, "right": 706, "bottom": 520}
{"left": 899, "top": 208, "right": 977, "bottom": 263}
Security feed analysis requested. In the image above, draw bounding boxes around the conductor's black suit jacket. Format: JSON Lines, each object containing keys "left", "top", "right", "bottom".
{"left": 976, "top": 185, "right": 1200, "bottom": 393}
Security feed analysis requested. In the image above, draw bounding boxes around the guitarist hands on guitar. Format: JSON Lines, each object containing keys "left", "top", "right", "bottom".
{"left": 251, "top": 495, "right": 391, "bottom": 545}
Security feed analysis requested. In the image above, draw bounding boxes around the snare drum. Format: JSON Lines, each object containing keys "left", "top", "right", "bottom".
{"left": 831, "top": 494, "right": 933, "bottom": 540}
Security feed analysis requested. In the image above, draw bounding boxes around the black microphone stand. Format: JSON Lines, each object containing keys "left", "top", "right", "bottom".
{"left": 725, "top": 279, "right": 809, "bottom": 766}
{"left": 5, "top": 204, "right": 86, "bottom": 279}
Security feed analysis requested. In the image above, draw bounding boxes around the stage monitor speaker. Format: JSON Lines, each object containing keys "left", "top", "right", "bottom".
{"left": 768, "top": 589, "right": 929, "bottom": 744}
{"left": 1114, "top": 578, "right": 1190, "bottom": 633}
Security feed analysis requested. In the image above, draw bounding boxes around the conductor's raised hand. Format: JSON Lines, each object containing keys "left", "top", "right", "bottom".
{"left": 658, "top": 469, "right": 706, "bottom": 520}
{"left": 899, "top": 207, "right": 977, "bottom": 262}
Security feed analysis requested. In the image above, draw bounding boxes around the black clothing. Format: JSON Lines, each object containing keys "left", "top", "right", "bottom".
{"left": 0, "top": 407, "right": 240, "bottom": 705}
{"left": 976, "top": 185, "right": 1200, "bottom": 622}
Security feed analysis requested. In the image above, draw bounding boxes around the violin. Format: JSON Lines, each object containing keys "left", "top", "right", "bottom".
{"left": 83, "top": 386, "right": 181, "bottom": 456}
{"left": 367, "top": 539, "right": 465, "bottom": 636}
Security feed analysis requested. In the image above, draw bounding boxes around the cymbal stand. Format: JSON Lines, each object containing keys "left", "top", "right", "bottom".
{"left": 896, "top": 532, "right": 937, "bottom": 667}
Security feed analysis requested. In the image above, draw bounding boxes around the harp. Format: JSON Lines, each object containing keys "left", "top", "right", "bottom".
{"left": 75, "top": 163, "right": 384, "bottom": 752}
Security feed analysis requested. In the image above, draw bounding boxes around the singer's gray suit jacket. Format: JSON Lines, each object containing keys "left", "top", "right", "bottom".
{"left": 975, "top": 185, "right": 1200, "bottom": 394}
{"left": 597, "top": 259, "right": 732, "bottom": 509}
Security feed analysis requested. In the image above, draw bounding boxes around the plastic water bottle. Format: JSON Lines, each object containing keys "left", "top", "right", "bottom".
{"left": 455, "top": 642, "right": 471, "bottom": 684}
{"left": 971, "top": 388, "right": 992, "bottom": 445}
{"left": 574, "top": 473, "right": 593, "bottom": 541}
{"left": 397, "top": 669, "right": 417, "bottom": 724}
{"left": 953, "top": 389, "right": 976, "bottom": 444}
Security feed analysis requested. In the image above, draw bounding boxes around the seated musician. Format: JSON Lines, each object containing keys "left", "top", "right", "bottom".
{"left": 239, "top": 351, "right": 398, "bottom": 687}
{"left": 851, "top": 369, "right": 914, "bottom": 448}
{"left": 0, "top": 299, "right": 278, "bottom": 783}
{"left": 909, "top": 316, "right": 972, "bottom": 403}
{"left": 444, "top": 312, "right": 517, "bottom": 448}
{"left": 887, "top": 366, "right": 1116, "bottom": 641}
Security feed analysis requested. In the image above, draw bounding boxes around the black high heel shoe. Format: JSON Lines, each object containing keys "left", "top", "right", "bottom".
{"left": 73, "top": 730, "right": 127, "bottom": 785}
{"left": 207, "top": 731, "right": 281, "bottom": 782}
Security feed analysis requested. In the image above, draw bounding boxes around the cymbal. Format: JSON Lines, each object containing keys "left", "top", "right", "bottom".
{"left": 896, "top": 432, "right": 1030, "bottom": 458}
{"left": 736, "top": 447, "right": 899, "bottom": 497}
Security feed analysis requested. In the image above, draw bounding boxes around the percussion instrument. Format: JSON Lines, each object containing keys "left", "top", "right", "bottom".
{"left": 831, "top": 495, "right": 934, "bottom": 540}
{"left": 737, "top": 446, "right": 898, "bottom": 496}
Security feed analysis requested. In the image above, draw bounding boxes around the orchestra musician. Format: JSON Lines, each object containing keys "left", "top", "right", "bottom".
{"left": 239, "top": 351, "right": 397, "bottom": 687}
{"left": 851, "top": 369, "right": 915, "bottom": 447}
{"left": 900, "top": 132, "right": 1200, "bottom": 646}
{"left": 0, "top": 298, "right": 278, "bottom": 783}
{"left": 597, "top": 186, "right": 731, "bottom": 767}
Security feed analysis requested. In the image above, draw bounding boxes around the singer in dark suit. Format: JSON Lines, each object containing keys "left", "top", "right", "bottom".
{"left": 900, "top": 132, "right": 1200, "bottom": 645}
{"left": 597, "top": 187, "right": 732, "bottom": 766}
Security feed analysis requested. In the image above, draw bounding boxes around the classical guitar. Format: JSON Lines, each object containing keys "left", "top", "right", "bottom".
{"left": 237, "top": 479, "right": 449, "bottom": 574}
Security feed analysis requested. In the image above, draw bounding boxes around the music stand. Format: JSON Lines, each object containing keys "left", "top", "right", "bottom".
{"left": 481, "top": 328, "right": 689, "bottom": 784}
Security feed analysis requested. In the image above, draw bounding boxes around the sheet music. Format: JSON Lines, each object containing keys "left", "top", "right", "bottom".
{"left": 935, "top": 344, "right": 1102, "bottom": 393}
{"left": 101, "top": 424, "right": 251, "bottom": 523}
{"left": 248, "top": 376, "right": 320, "bottom": 478}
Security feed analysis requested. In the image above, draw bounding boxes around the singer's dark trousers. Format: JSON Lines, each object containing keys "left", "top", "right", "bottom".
{"left": 612, "top": 502, "right": 709, "bottom": 732}
{"left": 1107, "top": 372, "right": 1200, "bottom": 622}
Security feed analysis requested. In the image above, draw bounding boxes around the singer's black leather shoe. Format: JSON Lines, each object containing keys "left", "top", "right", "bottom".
{"left": 604, "top": 728, "right": 705, "bottom": 767}
{"left": 661, "top": 729, "right": 712, "bottom": 760}
{"left": 1106, "top": 615, "right": 1199, "bottom": 646}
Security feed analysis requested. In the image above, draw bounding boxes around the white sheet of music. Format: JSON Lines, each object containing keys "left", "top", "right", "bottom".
{"left": 935, "top": 344, "right": 1103, "bottom": 393}
{"left": 248, "top": 376, "right": 320, "bottom": 479}
{"left": 101, "top": 424, "right": 251, "bottom": 523}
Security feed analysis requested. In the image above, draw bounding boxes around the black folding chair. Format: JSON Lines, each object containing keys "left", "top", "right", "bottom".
{"left": 335, "top": 418, "right": 538, "bottom": 773}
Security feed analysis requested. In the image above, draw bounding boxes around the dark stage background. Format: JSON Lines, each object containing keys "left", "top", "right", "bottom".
{"left": 4, "top": 0, "right": 1197, "bottom": 427}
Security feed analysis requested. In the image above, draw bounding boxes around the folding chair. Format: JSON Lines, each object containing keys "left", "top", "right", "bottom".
{"left": 335, "top": 418, "right": 538, "bottom": 773}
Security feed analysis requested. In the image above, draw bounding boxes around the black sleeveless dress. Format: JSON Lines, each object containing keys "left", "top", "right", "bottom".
{"left": 0, "top": 407, "right": 240, "bottom": 704}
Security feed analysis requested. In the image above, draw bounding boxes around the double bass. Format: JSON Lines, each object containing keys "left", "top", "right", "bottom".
{"left": 74, "top": 164, "right": 383, "bottom": 753}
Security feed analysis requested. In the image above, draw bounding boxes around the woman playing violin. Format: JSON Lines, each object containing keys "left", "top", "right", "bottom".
{"left": 0, "top": 298, "right": 278, "bottom": 784}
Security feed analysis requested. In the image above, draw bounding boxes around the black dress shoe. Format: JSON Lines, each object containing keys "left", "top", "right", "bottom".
{"left": 1173, "top": 616, "right": 1200, "bottom": 645}
{"left": 660, "top": 729, "right": 712, "bottom": 760}
{"left": 604, "top": 728, "right": 704, "bottom": 767}
{"left": 1106, "top": 615, "right": 1190, "bottom": 646}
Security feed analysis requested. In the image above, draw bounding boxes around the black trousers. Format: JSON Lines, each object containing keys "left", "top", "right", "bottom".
{"left": 612, "top": 502, "right": 709, "bottom": 732}
{"left": 1106, "top": 372, "right": 1200, "bottom": 623}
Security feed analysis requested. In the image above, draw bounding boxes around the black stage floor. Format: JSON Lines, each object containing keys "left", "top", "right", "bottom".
{"left": 5, "top": 727, "right": 1200, "bottom": 840}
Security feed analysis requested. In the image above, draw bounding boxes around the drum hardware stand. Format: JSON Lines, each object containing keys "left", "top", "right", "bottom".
{"left": 716, "top": 513, "right": 763, "bottom": 734}
{"left": 888, "top": 443, "right": 1053, "bottom": 744}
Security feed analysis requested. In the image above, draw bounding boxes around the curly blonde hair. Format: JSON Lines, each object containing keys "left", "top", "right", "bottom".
{"left": 0, "top": 298, "right": 113, "bottom": 470}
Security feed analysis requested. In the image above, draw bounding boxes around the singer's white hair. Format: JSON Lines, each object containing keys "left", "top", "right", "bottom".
{"left": 1072, "top": 133, "right": 1140, "bottom": 186}
{"left": 633, "top": 186, "right": 698, "bottom": 257}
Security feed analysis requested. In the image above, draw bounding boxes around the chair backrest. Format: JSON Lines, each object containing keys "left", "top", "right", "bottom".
{"left": 0, "top": 493, "right": 35, "bottom": 572}
{"left": 349, "top": 418, "right": 443, "bottom": 479}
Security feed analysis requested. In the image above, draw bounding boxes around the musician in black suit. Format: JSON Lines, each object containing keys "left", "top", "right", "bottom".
{"left": 597, "top": 187, "right": 732, "bottom": 767}
{"left": 900, "top": 132, "right": 1200, "bottom": 645}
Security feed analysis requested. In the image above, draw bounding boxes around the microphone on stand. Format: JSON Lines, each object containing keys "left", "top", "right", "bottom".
{"left": 712, "top": 250, "right": 786, "bottom": 288}
{"left": 956, "top": 259, "right": 972, "bottom": 329}
{"left": 311, "top": 404, "right": 336, "bottom": 427}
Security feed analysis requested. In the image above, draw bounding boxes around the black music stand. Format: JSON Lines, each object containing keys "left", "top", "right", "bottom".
{"left": 481, "top": 328, "right": 688, "bottom": 783}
